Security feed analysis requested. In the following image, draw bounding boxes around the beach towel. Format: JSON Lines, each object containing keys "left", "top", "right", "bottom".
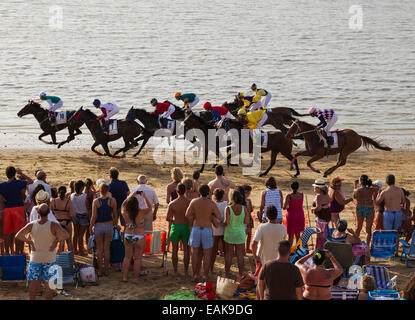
{"left": 150, "top": 230, "right": 162, "bottom": 254}
{"left": 164, "top": 290, "right": 201, "bottom": 300}
{"left": 234, "top": 287, "right": 257, "bottom": 300}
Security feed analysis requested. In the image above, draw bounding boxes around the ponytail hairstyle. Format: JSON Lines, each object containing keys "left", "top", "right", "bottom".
{"left": 360, "top": 175, "right": 372, "bottom": 188}
{"left": 235, "top": 186, "right": 247, "bottom": 206}
{"left": 58, "top": 186, "right": 67, "bottom": 200}
{"left": 291, "top": 181, "right": 299, "bottom": 194}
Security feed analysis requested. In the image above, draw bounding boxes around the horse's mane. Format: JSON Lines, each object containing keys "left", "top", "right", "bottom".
{"left": 134, "top": 107, "right": 156, "bottom": 117}
{"left": 189, "top": 112, "right": 215, "bottom": 128}
{"left": 225, "top": 118, "right": 244, "bottom": 129}
{"left": 83, "top": 108, "right": 98, "bottom": 119}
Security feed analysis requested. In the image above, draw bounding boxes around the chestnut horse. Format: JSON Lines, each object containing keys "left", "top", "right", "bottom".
{"left": 286, "top": 119, "right": 392, "bottom": 177}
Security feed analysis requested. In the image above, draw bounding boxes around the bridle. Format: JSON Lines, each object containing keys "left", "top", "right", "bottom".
{"left": 288, "top": 121, "right": 317, "bottom": 138}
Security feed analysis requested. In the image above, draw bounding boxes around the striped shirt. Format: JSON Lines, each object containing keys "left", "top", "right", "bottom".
{"left": 316, "top": 109, "right": 334, "bottom": 128}
{"left": 263, "top": 188, "right": 283, "bottom": 221}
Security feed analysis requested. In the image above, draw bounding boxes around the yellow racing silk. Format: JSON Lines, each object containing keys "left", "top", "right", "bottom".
{"left": 246, "top": 109, "right": 266, "bottom": 130}
{"left": 252, "top": 89, "right": 267, "bottom": 103}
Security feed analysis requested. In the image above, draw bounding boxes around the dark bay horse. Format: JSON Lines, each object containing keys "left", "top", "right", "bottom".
{"left": 286, "top": 119, "right": 392, "bottom": 177}
{"left": 218, "top": 118, "right": 300, "bottom": 177}
{"left": 17, "top": 100, "right": 83, "bottom": 145}
{"left": 125, "top": 107, "right": 212, "bottom": 157}
{"left": 70, "top": 107, "right": 144, "bottom": 157}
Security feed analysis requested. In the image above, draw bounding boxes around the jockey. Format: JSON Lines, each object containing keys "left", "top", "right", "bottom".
{"left": 150, "top": 98, "right": 175, "bottom": 128}
{"left": 250, "top": 83, "right": 272, "bottom": 112}
{"left": 237, "top": 108, "right": 268, "bottom": 139}
{"left": 40, "top": 92, "right": 63, "bottom": 122}
{"left": 237, "top": 92, "right": 255, "bottom": 111}
{"left": 203, "top": 102, "right": 233, "bottom": 128}
{"left": 93, "top": 99, "right": 120, "bottom": 131}
{"left": 309, "top": 107, "right": 338, "bottom": 146}
{"left": 174, "top": 92, "right": 200, "bottom": 113}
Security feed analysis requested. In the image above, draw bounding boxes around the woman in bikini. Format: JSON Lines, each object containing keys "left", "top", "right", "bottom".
{"left": 353, "top": 175, "right": 376, "bottom": 246}
{"left": 166, "top": 167, "right": 183, "bottom": 204}
{"left": 51, "top": 186, "right": 75, "bottom": 253}
{"left": 121, "top": 191, "right": 152, "bottom": 283}
{"left": 295, "top": 249, "right": 343, "bottom": 300}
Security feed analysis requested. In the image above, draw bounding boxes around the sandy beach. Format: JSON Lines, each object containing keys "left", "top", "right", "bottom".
{"left": 0, "top": 147, "right": 414, "bottom": 300}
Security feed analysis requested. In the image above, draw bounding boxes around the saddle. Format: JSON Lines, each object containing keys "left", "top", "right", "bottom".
{"left": 101, "top": 119, "right": 118, "bottom": 135}
{"left": 318, "top": 129, "right": 338, "bottom": 148}
{"left": 49, "top": 111, "right": 69, "bottom": 126}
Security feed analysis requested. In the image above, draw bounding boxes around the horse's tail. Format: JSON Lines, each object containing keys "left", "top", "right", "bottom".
{"left": 289, "top": 108, "right": 308, "bottom": 117}
{"left": 360, "top": 135, "right": 392, "bottom": 151}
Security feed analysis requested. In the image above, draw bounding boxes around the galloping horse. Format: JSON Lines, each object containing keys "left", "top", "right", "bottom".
{"left": 70, "top": 107, "right": 144, "bottom": 158}
{"left": 125, "top": 107, "right": 211, "bottom": 157}
{"left": 218, "top": 118, "right": 300, "bottom": 177}
{"left": 17, "top": 100, "right": 83, "bottom": 145}
{"left": 286, "top": 119, "right": 392, "bottom": 177}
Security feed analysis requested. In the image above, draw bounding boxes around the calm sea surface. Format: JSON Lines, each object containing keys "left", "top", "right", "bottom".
{"left": 0, "top": 0, "right": 414, "bottom": 150}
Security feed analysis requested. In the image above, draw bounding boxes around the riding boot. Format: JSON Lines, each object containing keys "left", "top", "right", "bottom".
{"left": 326, "top": 136, "right": 334, "bottom": 157}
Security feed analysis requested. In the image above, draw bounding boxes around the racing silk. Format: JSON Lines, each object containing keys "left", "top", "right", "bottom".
{"left": 211, "top": 106, "right": 229, "bottom": 122}
{"left": 245, "top": 109, "right": 266, "bottom": 130}
{"left": 252, "top": 89, "right": 268, "bottom": 103}
{"left": 45, "top": 96, "right": 61, "bottom": 104}
{"left": 151, "top": 102, "right": 171, "bottom": 115}
{"left": 180, "top": 93, "right": 196, "bottom": 107}
{"left": 316, "top": 109, "right": 335, "bottom": 128}
{"left": 240, "top": 95, "right": 254, "bottom": 109}
{"left": 98, "top": 103, "right": 118, "bottom": 120}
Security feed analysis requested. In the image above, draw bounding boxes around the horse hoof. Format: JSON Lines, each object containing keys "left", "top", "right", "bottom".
{"left": 323, "top": 173, "right": 328, "bottom": 178}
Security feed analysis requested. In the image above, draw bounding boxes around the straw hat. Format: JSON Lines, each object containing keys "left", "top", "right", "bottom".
{"left": 312, "top": 179, "right": 327, "bottom": 188}
{"left": 35, "top": 190, "right": 50, "bottom": 204}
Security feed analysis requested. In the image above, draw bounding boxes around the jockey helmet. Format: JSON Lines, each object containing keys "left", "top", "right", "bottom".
{"left": 150, "top": 98, "right": 158, "bottom": 106}
{"left": 237, "top": 92, "right": 244, "bottom": 98}
{"left": 308, "top": 107, "right": 317, "bottom": 114}
{"left": 93, "top": 99, "right": 101, "bottom": 107}
{"left": 40, "top": 92, "right": 46, "bottom": 98}
{"left": 251, "top": 83, "right": 257, "bottom": 90}
{"left": 203, "top": 102, "right": 212, "bottom": 109}
{"left": 174, "top": 92, "right": 181, "bottom": 98}
{"left": 237, "top": 108, "right": 247, "bottom": 116}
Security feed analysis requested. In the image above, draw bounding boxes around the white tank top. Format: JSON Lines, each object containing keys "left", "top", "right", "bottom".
{"left": 71, "top": 193, "right": 88, "bottom": 214}
{"left": 30, "top": 220, "right": 56, "bottom": 263}
{"left": 264, "top": 188, "right": 282, "bottom": 220}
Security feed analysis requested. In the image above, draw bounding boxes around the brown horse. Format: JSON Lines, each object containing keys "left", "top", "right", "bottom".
{"left": 218, "top": 118, "right": 300, "bottom": 177}
{"left": 286, "top": 119, "right": 392, "bottom": 177}
{"left": 17, "top": 100, "right": 83, "bottom": 145}
{"left": 70, "top": 107, "right": 144, "bottom": 158}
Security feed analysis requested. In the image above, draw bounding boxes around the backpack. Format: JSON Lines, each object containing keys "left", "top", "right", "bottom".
{"left": 110, "top": 228, "right": 125, "bottom": 263}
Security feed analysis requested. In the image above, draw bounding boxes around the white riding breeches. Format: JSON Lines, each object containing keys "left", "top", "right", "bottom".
{"left": 162, "top": 104, "right": 176, "bottom": 118}
{"left": 262, "top": 92, "right": 272, "bottom": 107}
{"left": 257, "top": 113, "right": 268, "bottom": 129}
{"left": 185, "top": 96, "right": 200, "bottom": 111}
{"left": 47, "top": 100, "right": 63, "bottom": 113}
{"left": 249, "top": 101, "right": 262, "bottom": 112}
{"left": 103, "top": 104, "right": 120, "bottom": 121}
{"left": 216, "top": 112, "right": 234, "bottom": 127}
{"left": 324, "top": 113, "right": 338, "bottom": 136}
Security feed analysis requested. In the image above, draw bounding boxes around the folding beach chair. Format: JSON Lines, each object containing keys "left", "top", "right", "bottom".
{"left": 367, "top": 289, "right": 400, "bottom": 300}
{"left": 362, "top": 265, "right": 397, "bottom": 290}
{"left": 143, "top": 230, "right": 168, "bottom": 276}
{"left": 399, "top": 230, "right": 415, "bottom": 268}
{"left": 370, "top": 230, "right": 398, "bottom": 266}
{"left": 300, "top": 227, "right": 320, "bottom": 249}
{"left": 331, "top": 289, "right": 360, "bottom": 300}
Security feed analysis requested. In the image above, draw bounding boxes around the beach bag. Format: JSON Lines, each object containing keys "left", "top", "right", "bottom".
{"left": 110, "top": 228, "right": 125, "bottom": 263}
{"left": 80, "top": 266, "right": 96, "bottom": 283}
{"left": 237, "top": 274, "right": 256, "bottom": 290}
{"left": 216, "top": 276, "right": 239, "bottom": 300}
{"left": 195, "top": 281, "right": 215, "bottom": 300}
{"left": 87, "top": 235, "right": 95, "bottom": 253}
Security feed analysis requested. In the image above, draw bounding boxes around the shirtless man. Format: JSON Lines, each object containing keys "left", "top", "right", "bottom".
{"left": 166, "top": 183, "right": 191, "bottom": 278}
{"left": 208, "top": 165, "right": 235, "bottom": 202}
{"left": 376, "top": 174, "right": 406, "bottom": 231}
{"left": 185, "top": 184, "right": 221, "bottom": 282}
